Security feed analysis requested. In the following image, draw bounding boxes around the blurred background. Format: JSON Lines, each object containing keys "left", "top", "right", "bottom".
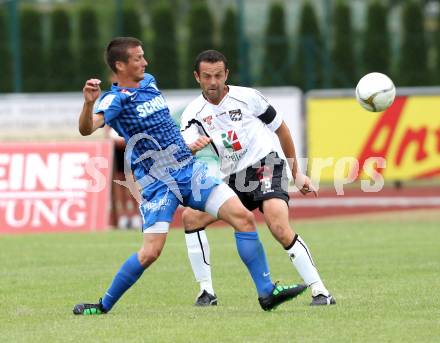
{"left": 1, "top": 0, "right": 440, "bottom": 91}
{"left": 0, "top": 0, "right": 439, "bottom": 233}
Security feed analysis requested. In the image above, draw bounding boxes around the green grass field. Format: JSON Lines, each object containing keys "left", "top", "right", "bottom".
{"left": 1, "top": 210, "right": 439, "bottom": 343}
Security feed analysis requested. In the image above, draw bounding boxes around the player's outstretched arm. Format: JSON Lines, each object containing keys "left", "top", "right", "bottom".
{"left": 275, "top": 121, "right": 317, "bottom": 197}
{"left": 275, "top": 121, "right": 299, "bottom": 175}
{"left": 79, "top": 79, "right": 104, "bottom": 136}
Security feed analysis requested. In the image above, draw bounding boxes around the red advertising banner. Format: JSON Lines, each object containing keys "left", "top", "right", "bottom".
{"left": 0, "top": 141, "right": 113, "bottom": 234}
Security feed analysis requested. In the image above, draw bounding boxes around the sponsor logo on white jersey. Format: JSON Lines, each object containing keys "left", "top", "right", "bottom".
{"left": 202, "top": 115, "right": 215, "bottom": 131}
{"left": 221, "top": 130, "right": 248, "bottom": 162}
{"left": 221, "top": 130, "right": 242, "bottom": 151}
{"left": 224, "top": 148, "right": 248, "bottom": 162}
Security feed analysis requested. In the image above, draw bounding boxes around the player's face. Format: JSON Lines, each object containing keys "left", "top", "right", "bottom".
{"left": 119, "top": 46, "right": 148, "bottom": 82}
{"left": 195, "top": 61, "right": 229, "bottom": 105}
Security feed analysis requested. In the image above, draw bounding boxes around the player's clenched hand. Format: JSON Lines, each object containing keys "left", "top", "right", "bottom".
{"left": 294, "top": 172, "right": 318, "bottom": 197}
{"left": 83, "top": 79, "right": 101, "bottom": 104}
{"left": 188, "top": 136, "right": 212, "bottom": 154}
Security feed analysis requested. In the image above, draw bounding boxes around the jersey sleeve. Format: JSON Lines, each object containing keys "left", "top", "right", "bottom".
{"left": 95, "top": 92, "right": 122, "bottom": 123}
{"left": 251, "top": 89, "right": 283, "bottom": 132}
{"left": 180, "top": 108, "right": 203, "bottom": 145}
{"left": 144, "top": 73, "right": 158, "bottom": 89}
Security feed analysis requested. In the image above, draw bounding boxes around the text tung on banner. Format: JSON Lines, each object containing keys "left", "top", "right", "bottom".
{"left": 0, "top": 142, "right": 113, "bottom": 234}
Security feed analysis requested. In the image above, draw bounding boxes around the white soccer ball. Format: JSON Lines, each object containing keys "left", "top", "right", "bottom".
{"left": 355, "top": 72, "right": 396, "bottom": 112}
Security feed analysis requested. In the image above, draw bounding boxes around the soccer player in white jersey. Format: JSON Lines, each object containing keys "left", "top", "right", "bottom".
{"left": 181, "top": 50, "right": 335, "bottom": 306}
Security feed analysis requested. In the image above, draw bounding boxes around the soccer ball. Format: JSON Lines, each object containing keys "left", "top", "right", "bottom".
{"left": 355, "top": 72, "right": 396, "bottom": 112}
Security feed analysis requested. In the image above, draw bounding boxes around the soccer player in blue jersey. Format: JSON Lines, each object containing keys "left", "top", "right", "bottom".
{"left": 73, "top": 37, "right": 306, "bottom": 315}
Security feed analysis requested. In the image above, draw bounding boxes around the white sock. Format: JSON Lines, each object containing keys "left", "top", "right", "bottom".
{"left": 185, "top": 229, "right": 215, "bottom": 295}
{"left": 117, "top": 215, "right": 129, "bottom": 230}
{"left": 286, "top": 234, "right": 329, "bottom": 297}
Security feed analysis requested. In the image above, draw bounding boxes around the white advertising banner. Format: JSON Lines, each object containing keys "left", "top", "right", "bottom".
{"left": 0, "top": 93, "right": 89, "bottom": 140}
{"left": 0, "top": 88, "right": 303, "bottom": 154}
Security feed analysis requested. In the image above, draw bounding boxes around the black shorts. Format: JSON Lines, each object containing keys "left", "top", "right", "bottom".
{"left": 226, "top": 152, "right": 289, "bottom": 212}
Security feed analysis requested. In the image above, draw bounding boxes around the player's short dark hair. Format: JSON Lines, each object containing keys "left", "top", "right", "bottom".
{"left": 194, "top": 50, "right": 228, "bottom": 74}
{"left": 105, "top": 37, "right": 142, "bottom": 73}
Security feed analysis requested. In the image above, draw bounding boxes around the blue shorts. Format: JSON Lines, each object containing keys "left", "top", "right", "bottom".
{"left": 139, "top": 161, "right": 221, "bottom": 230}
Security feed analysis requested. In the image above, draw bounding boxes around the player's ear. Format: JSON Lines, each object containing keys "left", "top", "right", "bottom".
{"left": 115, "top": 61, "right": 125, "bottom": 73}
{"left": 194, "top": 71, "right": 201, "bottom": 83}
{"left": 225, "top": 68, "right": 229, "bottom": 82}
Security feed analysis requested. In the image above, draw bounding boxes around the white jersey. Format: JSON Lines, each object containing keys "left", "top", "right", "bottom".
{"left": 180, "top": 85, "right": 283, "bottom": 177}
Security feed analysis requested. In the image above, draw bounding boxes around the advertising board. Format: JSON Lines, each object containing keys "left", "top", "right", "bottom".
{"left": 0, "top": 141, "right": 113, "bottom": 234}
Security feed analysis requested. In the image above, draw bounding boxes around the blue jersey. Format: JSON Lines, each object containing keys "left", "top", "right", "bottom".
{"left": 95, "top": 73, "right": 193, "bottom": 183}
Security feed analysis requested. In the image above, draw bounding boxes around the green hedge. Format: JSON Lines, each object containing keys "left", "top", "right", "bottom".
{"left": 47, "top": 8, "right": 75, "bottom": 91}
{"left": 186, "top": 0, "right": 215, "bottom": 87}
{"left": 150, "top": 3, "right": 179, "bottom": 89}
{"left": 78, "top": 7, "right": 103, "bottom": 86}
{"left": 121, "top": 7, "right": 142, "bottom": 39}
{"left": 331, "top": 0, "right": 356, "bottom": 87}
{"left": 295, "top": 1, "right": 323, "bottom": 90}
{"left": 220, "top": 7, "right": 239, "bottom": 85}
{"left": 20, "top": 8, "right": 45, "bottom": 92}
{"left": 362, "top": 1, "right": 390, "bottom": 77}
{"left": 397, "top": 1, "right": 429, "bottom": 86}
{"left": 5, "top": 3, "right": 439, "bottom": 92}
{"left": 261, "top": 2, "right": 290, "bottom": 86}
{"left": 0, "top": 9, "right": 12, "bottom": 92}
{"left": 434, "top": 7, "right": 440, "bottom": 85}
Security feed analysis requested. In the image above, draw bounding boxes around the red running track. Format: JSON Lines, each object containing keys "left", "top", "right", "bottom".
{"left": 170, "top": 185, "right": 440, "bottom": 228}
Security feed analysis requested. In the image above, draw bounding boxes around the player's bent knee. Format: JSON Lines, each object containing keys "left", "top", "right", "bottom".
{"left": 242, "top": 209, "right": 256, "bottom": 230}
{"left": 231, "top": 208, "right": 256, "bottom": 232}
{"left": 181, "top": 208, "right": 200, "bottom": 229}
{"left": 182, "top": 209, "right": 209, "bottom": 230}
{"left": 269, "top": 222, "right": 284, "bottom": 235}
{"left": 138, "top": 247, "right": 162, "bottom": 267}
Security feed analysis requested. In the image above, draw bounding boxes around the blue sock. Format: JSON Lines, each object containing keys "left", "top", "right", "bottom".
{"left": 234, "top": 231, "right": 274, "bottom": 297}
{"left": 101, "top": 253, "right": 145, "bottom": 312}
